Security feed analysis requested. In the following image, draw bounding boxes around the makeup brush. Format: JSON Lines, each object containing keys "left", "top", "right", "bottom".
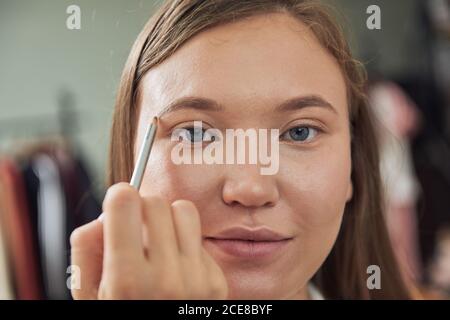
{"left": 98, "top": 116, "right": 158, "bottom": 221}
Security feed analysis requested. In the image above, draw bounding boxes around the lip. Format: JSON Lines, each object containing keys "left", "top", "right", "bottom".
{"left": 204, "top": 227, "right": 293, "bottom": 259}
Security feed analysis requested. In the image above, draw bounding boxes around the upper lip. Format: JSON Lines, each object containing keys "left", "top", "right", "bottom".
{"left": 206, "top": 226, "right": 292, "bottom": 242}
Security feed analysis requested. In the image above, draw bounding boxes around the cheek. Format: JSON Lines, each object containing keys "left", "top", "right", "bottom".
{"left": 280, "top": 141, "right": 352, "bottom": 230}
{"left": 277, "top": 140, "right": 352, "bottom": 277}
{"left": 139, "top": 143, "right": 220, "bottom": 204}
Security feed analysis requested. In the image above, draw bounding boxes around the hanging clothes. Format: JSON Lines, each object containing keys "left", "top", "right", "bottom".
{"left": 52, "top": 146, "right": 101, "bottom": 229}
{"left": 24, "top": 144, "right": 101, "bottom": 299}
{"left": 0, "top": 158, "right": 43, "bottom": 299}
{"left": 0, "top": 180, "right": 14, "bottom": 300}
{"left": 32, "top": 153, "right": 68, "bottom": 300}
{"left": 0, "top": 139, "right": 102, "bottom": 300}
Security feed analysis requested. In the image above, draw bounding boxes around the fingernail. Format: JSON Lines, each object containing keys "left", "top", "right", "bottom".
{"left": 98, "top": 213, "right": 104, "bottom": 222}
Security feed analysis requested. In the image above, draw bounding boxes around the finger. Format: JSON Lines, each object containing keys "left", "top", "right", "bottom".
{"left": 202, "top": 248, "right": 229, "bottom": 299}
{"left": 102, "top": 183, "right": 144, "bottom": 264}
{"left": 141, "top": 196, "right": 179, "bottom": 261}
{"left": 171, "top": 200, "right": 202, "bottom": 258}
{"left": 70, "top": 219, "right": 103, "bottom": 299}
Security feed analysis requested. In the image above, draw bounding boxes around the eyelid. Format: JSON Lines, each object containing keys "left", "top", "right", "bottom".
{"left": 281, "top": 118, "right": 327, "bottom": 133}
{"left": 165, "top": 120, "right": 211, "bottom": 139}
{"left": 172, "top": 120, "right": 213, "bottom": 131}
{"left": 283, "top": 124, "right": 324, "bottom": 134}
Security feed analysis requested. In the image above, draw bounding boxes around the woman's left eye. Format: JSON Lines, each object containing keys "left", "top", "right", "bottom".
{"left": 280, "top": 126, "right": 319, "bottom": 143}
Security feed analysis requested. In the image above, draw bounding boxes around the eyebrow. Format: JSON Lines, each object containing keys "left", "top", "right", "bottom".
{"left": 156, "top": 94, "right": 337, "bottom": 118}
{"left": 157, "top": 97, "right": 223, "bottom": 118}
{"left": 274, "top": 95, "right": 338, "bottom": 115}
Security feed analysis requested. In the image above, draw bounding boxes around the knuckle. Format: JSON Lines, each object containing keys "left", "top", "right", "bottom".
{"left": 69, "top": 220, "right": 102, "bottom": 248}
{"left": 70, "top": 225, "right": 88, "bottom": 247}
{"left": 103, "top": 183, "right": 140, "bottom": 209}
{"left": 171, "top": 199, "right": 197, "bottom": 212}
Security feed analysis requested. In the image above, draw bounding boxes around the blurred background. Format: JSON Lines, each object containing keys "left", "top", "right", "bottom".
{"left": 0, "top": 0, "right": 449, "bottom": 299}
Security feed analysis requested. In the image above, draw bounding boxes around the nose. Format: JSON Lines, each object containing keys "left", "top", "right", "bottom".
{"left": 222, "top": 165, "right": 280, "bottom": 208}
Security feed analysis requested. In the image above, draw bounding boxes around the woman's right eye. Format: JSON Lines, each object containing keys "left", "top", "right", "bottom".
{"left": 174, "top": 126, "right": 216, "bottom": 144}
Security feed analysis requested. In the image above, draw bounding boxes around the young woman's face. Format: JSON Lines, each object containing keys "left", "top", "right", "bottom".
{"left": 135, "top": 13, "right": 353, "bottom": 299}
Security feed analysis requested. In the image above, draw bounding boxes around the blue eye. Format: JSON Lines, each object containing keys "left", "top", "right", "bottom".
{"left": 176, "top": 126, "right": 216, "bottom": 144}
{"left": 186, "top": 127, "right": 204, "bottom": 143}
{"left": 282, "top": 126, "right": 318, "bottom": 143}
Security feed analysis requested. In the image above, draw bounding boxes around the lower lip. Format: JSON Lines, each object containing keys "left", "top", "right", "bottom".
{"left": 205, "top": 238, "right": 292, "bottom": 259}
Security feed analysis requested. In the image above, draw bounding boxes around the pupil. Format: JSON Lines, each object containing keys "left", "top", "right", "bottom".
{"left": 188, "top": 127, "right": 204, "bottom": 142}
{"left": 290, "top": 127, "right": 309, "bottom": 141}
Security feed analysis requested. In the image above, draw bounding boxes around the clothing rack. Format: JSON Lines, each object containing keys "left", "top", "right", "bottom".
{"left": 0, "top": 91, "right": 101, "bottom": 300}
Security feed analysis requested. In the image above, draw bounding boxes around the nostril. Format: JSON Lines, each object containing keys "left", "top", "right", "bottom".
{"left": 223, "top": 199, "right": 275, "bottom": 212}
{"left": 229, "top": 200, "right": 241, "bottom": 207}
{"left": 262, "top": 200, "right": 276, "bottom": 208}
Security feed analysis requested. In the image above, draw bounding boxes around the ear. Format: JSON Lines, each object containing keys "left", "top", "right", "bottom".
{"left": 346, "top": 179, "right": 353, "bottom": 202}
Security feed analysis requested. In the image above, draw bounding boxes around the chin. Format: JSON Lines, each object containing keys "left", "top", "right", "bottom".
{"left": 222, "top": 268, "right": 296, "bottom": 300}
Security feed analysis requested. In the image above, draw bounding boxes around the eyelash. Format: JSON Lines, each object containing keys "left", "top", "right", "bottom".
{"left": 172, "top": 123, "right": 323, "bottom": 145}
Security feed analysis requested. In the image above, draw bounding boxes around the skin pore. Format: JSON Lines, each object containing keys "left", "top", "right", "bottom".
{"left": 134, "top": 12, "right": 353, "bottom": 299}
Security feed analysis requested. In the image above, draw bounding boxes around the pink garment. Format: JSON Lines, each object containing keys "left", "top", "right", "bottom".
{"left": 369, "top": 81, "right": 423, "bottom": 283}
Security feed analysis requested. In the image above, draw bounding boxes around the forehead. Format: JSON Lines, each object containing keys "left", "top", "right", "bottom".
{"left": 140, "top": 12, "right": 347, "bottom": 117}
